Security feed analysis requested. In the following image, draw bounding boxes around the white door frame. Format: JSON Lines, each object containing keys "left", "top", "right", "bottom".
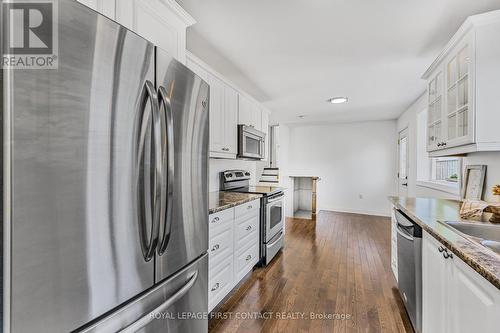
{"left": 398, "top": 127, "right": 410, "bottom": 196}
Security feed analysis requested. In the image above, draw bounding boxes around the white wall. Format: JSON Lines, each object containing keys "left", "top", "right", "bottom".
{"left": 280, "top": 120, "right": 397, "bottom": 217}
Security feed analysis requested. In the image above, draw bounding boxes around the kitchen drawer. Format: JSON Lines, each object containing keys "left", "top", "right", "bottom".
{"left": 209, "top": 208, "right": 234, "bottom": 235}
{"left": 235, "top": 213, "right": 259, "bottom": 245}
{"left": 208, "top": 256, "right": 233, "bottom": 312}
{"left": 234, "top": 199, "right": 260, "bottom": 219}
{"left": 234, "top": 242, "right": 259, "bottom": 282}
{"left": 209, "top": 225, "right": 233, "bottom": 269}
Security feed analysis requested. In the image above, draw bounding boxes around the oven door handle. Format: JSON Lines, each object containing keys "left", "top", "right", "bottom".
{"left": 267, "top": 231, "right": 284, "bottom": 247}
{"left": 267, "top": 194, "right": 284, "bottom": 203}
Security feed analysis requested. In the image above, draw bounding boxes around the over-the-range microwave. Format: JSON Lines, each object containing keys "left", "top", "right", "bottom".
{"left": 238, "top": 124, "right": 266, "bottom": 159}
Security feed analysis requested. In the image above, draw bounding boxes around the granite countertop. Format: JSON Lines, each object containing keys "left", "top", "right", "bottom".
{"left": 389, "top": 196, "right": 500, "bottom": 289}
{"left": 209, "top": 191, "right": 262, "bottom": 214}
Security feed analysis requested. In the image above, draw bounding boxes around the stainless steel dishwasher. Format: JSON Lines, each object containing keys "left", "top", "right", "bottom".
{"left": 395, "top": 209, "right": 422, "bottom": 333}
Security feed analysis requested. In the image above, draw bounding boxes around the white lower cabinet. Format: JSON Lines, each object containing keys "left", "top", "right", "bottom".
{"left": 390, "top": 207, "right": 398, "bottom": 281}
{"left": 422, "top": 231, "right": 500, "bottom": 333}
{"left": 208, "top": 199, "right": 260, "bottom": 311}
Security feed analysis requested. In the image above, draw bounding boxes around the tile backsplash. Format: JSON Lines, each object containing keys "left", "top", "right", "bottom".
{"left": 209, "top": 159, "right": 262, "bottom": 192}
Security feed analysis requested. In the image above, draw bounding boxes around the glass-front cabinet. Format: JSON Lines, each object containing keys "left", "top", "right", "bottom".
{"left": 444, "top": 39, "right": 473, "bottom": 148}
{"left": 426, "top": 32, "right": 474, "bottom": 152}
{"left": 427, "top": 71, "right": 443, "bottom": 151}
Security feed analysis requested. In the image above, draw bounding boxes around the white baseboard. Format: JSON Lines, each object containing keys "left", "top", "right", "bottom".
{"left": 317, "top": 206, "right": 391, "bottom": 218}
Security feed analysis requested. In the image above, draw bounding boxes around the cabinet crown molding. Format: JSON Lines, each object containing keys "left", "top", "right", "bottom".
{"left": 159, "top": 0, "right": 196, "bottom": 26}
{"left": 422, "top": 9, "right": 500, "bottom": 79}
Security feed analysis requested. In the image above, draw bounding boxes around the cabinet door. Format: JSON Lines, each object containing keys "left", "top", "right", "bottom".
{"left": 422, "top": 232, "right": 451, "bottom": 333}
{"left": 444, "top": 34, "right": 474, "bottom": 148}
{"left": 261, "top": 110, "right": 269, "bottom": 160}
{"left": 116, "top": 0, "right": 185, "bottom": 62}
{"left": 76, "top": 0, "right": 115, "bottom": 19}
{"left": 450, "top": 256, "right": 500, "bottom": 333}
{"left": 238, "top": 94, "right": 261, "bottom": 130}
{"left": 238, "top": 94, "right": 252, "bottom": 127}
{"left": 224, "top": 86, "right": 238, "bottom": 155}
{"left": 208, "top": 75, "right": 227, "bottom": 154}
{"left": 427, "top": 71, "right": 444, "bottom": 151}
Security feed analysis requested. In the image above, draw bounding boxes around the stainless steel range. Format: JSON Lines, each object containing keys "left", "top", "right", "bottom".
{"left": 220, "top": 170, "right": 285, "bottom": 265}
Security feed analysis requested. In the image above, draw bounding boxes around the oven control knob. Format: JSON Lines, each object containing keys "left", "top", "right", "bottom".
{"left": 227, "top": 174, "right": 232, "bottom": 178}
{"left": 245, "top": 172, "right": 250, "bottom": 176}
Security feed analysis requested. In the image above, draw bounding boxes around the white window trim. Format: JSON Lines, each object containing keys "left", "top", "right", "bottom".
{"left": 416, "top": 180, "right": 461, "bottom": 196}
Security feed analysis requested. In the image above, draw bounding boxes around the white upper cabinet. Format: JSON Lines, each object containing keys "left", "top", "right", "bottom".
{"left": 224, "top": 86, "right": 239, "bottom": 155}
{"left": 261, "top": 109, "right": 270, "bottom": 161}
{"left": 115, "top": 0, "right": 195, "bottom": 64}
{"left": 238, "top": 94, "right": 262, "bottom": 131}
{"left": 423, "top": 10, "right": 500, "bottom": 156}
{"left": 186, "top": 53, "right": 238, "bottom": 159}
{"left": 76, "top": 0, "right": 115, "bottom": 19}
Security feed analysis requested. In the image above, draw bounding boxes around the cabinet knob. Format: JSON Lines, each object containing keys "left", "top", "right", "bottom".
{"left": 247, "top": 205, "right": 253, "bottom": 210}
{"left": 211, "top": 283, "right": 219, "bottom": 291}
{"left": 202, "top": 100, "right": 207, "bottom": 108}
{"left": 437, "top": 143, "right": 442, "bottom": 147}
{"left": 438, "top": 246, "right": 445, "bottom": 252}
{"left": 443, "top": 251, "right": 453, "bottom": 259}
{"left": 246, "top": 225, "right": 252, "bottom": 231}
{"left": 211, "top": 244, "right": 220, "bottom": 252}
{"left": 222, "top": 147, "right": 230, "bottom": 152}
{"left": 245, "top": 254, "right": 252, "bottom": 261}
{"left": 211, "top": 217, "right": 220, "bottom": 223}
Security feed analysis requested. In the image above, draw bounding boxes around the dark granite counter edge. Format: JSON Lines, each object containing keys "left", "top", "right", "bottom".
{"left": 209, "top": 196, "right": 261, "bottom": 215}
{"left": 389, "top": 197, "right": 500, "bottom": 290}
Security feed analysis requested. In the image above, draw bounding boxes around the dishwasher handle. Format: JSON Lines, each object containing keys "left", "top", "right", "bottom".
{"left": 396, "top": 223, "right": 414, "bottom": 241}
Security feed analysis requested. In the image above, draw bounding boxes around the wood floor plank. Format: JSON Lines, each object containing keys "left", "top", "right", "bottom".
{"left": 209, "top": 211, "right": 414, "bottom": 333}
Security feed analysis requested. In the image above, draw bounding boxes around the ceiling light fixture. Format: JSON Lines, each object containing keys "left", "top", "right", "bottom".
{"left": 327, "top": 97, "right": 348, "bottom": 104}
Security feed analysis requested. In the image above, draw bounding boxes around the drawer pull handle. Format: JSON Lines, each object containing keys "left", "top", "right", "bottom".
{"left": 211, "top": 217, "right": 220, "bottom": 223}
{"left": 211, "top": 244, "right": 220, "bottom": 252}
{"left": 246, "top": 254, "right": 252, "bottom": 261}
{"left": 246, "top": 225, "right": 252, "bottom": 231}
{"left": 443, "top": 249, "right": 453, "bottom": 259}
{"left": 438, "top": 246, "right": 445, "bottom": 253}
{"left": 211, "top": 283, "right": 219, "bottom": 291}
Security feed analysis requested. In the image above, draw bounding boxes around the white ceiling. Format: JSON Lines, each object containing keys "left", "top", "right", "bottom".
{"left": 177, "top": 0, "right": 500, "bottom": 124}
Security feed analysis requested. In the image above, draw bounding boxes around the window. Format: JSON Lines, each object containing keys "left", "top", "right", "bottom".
{"left": 431, "top": 157, "right": 460, "bottom": 183}
{"left": 416, "top": 108, "right": 462, "bottom": 195}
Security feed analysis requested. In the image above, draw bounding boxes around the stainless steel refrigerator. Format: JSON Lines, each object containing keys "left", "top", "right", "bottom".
{"left": 1, "top": 1, "right": 209, "bottom": 332}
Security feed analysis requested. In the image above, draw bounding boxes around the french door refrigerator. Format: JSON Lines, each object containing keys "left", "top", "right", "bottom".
{"left": 1, "top": 1, "right": 209, "bottom": 332}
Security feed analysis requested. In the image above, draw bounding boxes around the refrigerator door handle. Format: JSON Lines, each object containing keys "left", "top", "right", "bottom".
{"left": 119, "top": 270, "right": 199, "bottom": 333}
{"left": 157, "top": 86, "right": 175, "bottom": 255}
{"left": 137, "top": 80, "right": 162, "bottom": 261}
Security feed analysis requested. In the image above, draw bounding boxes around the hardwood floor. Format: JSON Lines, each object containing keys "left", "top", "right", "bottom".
{"left": 208, "top": 211, "right": 414, "bottom": 333}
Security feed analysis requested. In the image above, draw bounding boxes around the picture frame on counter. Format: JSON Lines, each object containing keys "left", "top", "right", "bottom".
{"left": 461, "top": 165, "right": 487, "bottom": 200}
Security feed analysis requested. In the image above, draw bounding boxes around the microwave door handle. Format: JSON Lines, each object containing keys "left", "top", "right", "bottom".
{"left": 157, "top": 86, "right": 175, "bottom": 255}
{"left": 119, "top": 270, "right": 199, "bottom": 333}
{"left": 137, "top": 80, "right": 161, "bottom": 261}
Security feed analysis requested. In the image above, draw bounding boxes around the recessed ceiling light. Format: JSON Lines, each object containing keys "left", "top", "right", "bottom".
{"left": 327, "top": 97, "right": 348, "bottom": 104}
